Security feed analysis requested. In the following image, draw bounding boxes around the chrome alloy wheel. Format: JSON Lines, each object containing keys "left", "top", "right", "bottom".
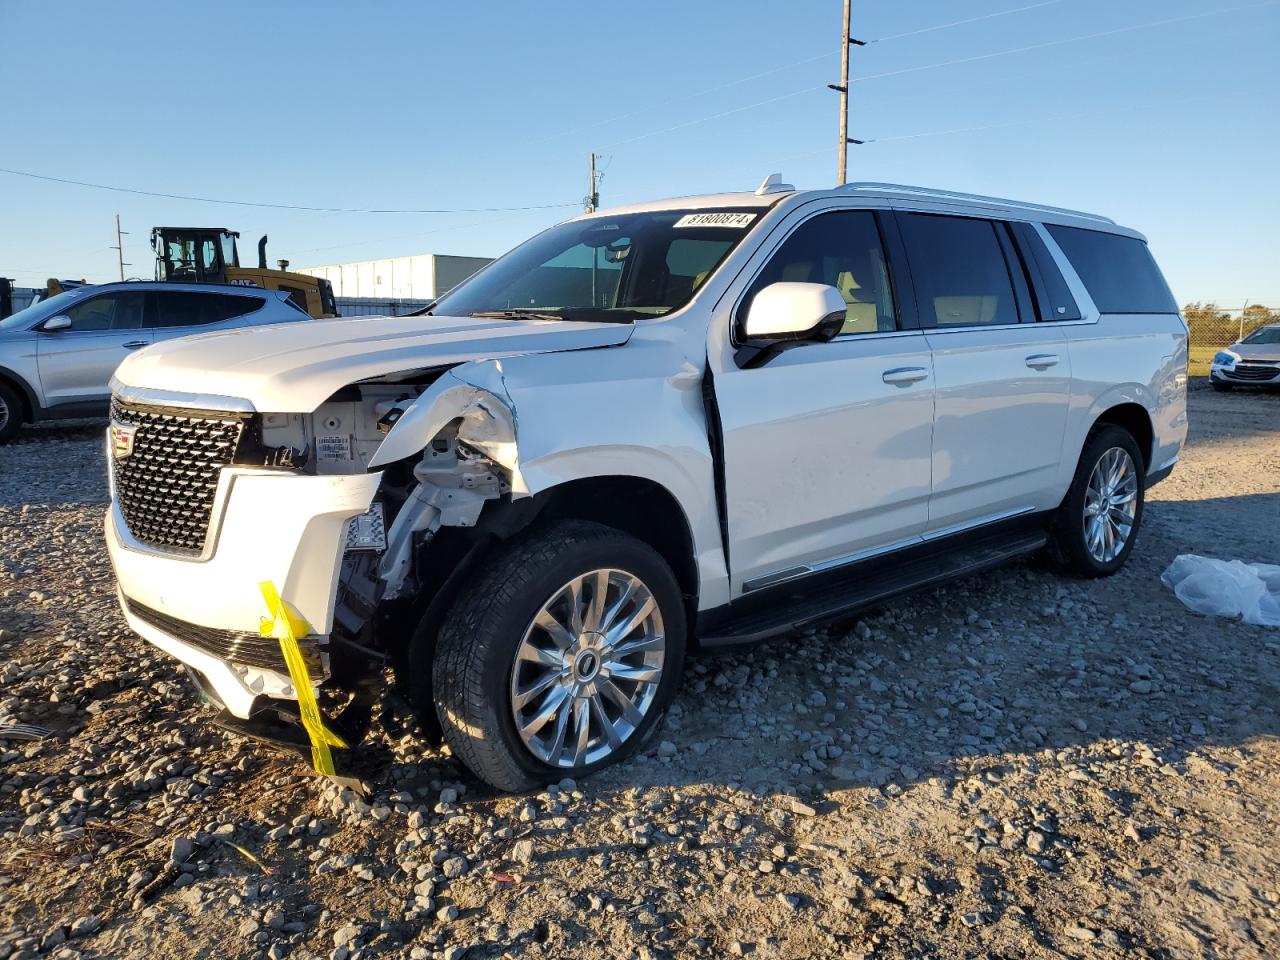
{"left": 1083, "top": 446, "right": 1138, "bottom": 563}
{"left": 509, "top": 569, "right": 666, "bottom": 769}
{"left": 0, "top": 393, "right": 9, "bottom": 433}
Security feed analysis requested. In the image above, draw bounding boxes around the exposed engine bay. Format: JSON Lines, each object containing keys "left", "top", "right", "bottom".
{"left": 237, "top": 367, "right": 528, "bottom": 748}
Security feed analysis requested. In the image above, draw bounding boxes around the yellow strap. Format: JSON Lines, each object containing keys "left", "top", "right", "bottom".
{"left": 258, "top": 581, "right": 346, "bottom": 776}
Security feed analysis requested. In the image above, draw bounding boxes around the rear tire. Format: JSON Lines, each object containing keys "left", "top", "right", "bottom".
{"left": 1047, "top": 424, "right": 1145, "bottom": 578}
{"left": 0, "top": 382, "right": 23, "bottom": 444}
{"left": 424, "top": 520, "right": 686, "bottom": 792}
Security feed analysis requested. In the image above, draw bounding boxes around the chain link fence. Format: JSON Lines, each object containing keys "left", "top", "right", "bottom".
{"left": 1184, "top": 304, "right": 1278, "bottom": 374}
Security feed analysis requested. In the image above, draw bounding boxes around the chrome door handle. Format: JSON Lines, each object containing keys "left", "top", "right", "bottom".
{"left": 1025, "top": 353, "right": 1060, "bottom": 369}
{"left": 122, "top": 341, "right": 149, "bottom": 350}
{"left": 882, "top": 366, "right": 929, "bottom": 385}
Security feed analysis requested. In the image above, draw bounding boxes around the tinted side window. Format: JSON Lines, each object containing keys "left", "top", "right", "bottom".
{"left": 62, "top": 292, "right": 145, "bottom": 331}
{"left": 898, "top": 214, "right": 1020, "bottom": 327}
{"left": 153, "top": 292, "right": 265, "bottom": 327}
{"left": 1044, "top": 225, "right": 1176, "bottom": 314}
{"left": 1011, "top": 222, "right": 1081, "bottom": 321}
{"left": 742, "top": 211, "right": 898, "bottom": 336}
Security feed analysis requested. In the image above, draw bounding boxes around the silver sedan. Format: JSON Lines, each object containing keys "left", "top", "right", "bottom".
{"left": 1210, "top": 323, "right": 1280, "bottom": 391}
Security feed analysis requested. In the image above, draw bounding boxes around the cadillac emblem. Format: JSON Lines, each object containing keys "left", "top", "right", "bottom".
{"left": 109, "top": 421, "right": 137, "bottom": 460}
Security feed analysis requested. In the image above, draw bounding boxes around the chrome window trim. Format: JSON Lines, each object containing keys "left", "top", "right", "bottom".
{"left": 716, "top": 196, "right": 895, "bottom": 328}
{"left": 717, "top": 200, "right": 1113, "bottom": 347}
{"left": 923, "top": 317, "right": 1099, "bottom": 336}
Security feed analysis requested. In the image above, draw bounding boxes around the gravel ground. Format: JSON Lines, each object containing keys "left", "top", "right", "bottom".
{"left": 2, "top": 384, "right": 1278, "bottom": 960}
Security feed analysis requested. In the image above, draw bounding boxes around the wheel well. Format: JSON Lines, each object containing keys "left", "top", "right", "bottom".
{"left": 388, "top": 475, "right": 700, "bottom": 732}
{"left": 533, "top": 476, "right": 700, "bottom": 616}
{"left": 0, "top": 370, "right": 34, "bottom": 423}
{"left": 1094, "top": 402, "right": 1153, "bottom": 469}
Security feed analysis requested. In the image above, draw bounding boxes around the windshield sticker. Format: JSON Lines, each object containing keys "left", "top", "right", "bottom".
{"left": 674, "top": 212, "right": 757, "bottom": 229}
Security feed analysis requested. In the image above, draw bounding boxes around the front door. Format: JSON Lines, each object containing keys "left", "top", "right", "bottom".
{"left": 711, "top": 209, "right": 935, "bottom": 595}
{"left": 35, "top": 290, "right": 151, "bottom": 408}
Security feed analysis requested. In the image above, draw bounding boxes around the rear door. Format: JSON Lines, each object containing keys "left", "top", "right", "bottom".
{"left": 895, "top": 211, "right": 1071, "bottom": 533}
{"left": 35, "top": 290, "right": 151, "bottom": 408}
{"left": 148, "top": 290, "right": 269, "bottom": 341}
{"left": 711, "top": 207, "right": 936, "bottom": 594}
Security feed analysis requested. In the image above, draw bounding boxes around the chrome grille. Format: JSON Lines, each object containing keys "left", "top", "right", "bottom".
{"left": 110, "top": 397, "right": 246, "bottom": 554}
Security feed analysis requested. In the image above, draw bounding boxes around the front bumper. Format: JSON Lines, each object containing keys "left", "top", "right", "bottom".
{"left": 1211, "top": 363, "right": 1280, "bottom": 385}
{"left": 107, "top": 467, "right": 382, "bottom": 718}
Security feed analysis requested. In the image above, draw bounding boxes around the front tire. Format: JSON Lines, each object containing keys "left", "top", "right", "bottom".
{"left": 0, "top": 381, "right": 23, "bottom": 444}
{"left": 1048, "top": 424, "right": 1145, "bottom": 578}
{"left": 426, "top": 520, "right": 686, "bottom": 792}
{"left": 1211, "top": 382, "right": 1233, "bottom": 392}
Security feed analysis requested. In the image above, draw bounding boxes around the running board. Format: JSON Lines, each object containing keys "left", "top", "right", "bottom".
{"left": 697, "top": 524, "right": 1048, "bottom": 649}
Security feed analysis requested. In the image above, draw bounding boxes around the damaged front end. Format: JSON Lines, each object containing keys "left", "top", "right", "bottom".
{"left": 106, "top": 361, "right": 526, "bottom": 772}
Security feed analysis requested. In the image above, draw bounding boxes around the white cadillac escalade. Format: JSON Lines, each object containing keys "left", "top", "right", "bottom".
{"left": 105, "top": 179, "right": 1187, "bottom": 790}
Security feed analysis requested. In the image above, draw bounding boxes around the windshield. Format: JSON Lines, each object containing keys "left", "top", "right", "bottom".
{"left": 1242, "top": 325, "right": 1280, "bottom": 345}
{"left": 0, "top": 288, "right": 89, "bottom": 331}
{"left": 430, "top": 208, "right": 762, "bottom": 323}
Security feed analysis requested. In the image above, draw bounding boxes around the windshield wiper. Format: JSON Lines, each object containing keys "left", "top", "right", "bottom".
{"left": 469, "top": 309, "right": 569, "bottom": 322}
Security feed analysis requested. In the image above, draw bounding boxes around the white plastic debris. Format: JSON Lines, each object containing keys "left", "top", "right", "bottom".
{"left": 1161, "top": 555, "right": 1280, "bottom": 627}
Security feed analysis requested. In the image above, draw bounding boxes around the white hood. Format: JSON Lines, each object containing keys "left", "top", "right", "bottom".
{"left": 113, "top": 314, "right": 634, "bottom": 412}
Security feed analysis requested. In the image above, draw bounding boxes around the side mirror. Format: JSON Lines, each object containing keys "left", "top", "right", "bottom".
{"left": 736, "top": 282, "right": 846, "bottom": 368}
{"left": 40, "top": 315, "right": 72, "bottom": 332}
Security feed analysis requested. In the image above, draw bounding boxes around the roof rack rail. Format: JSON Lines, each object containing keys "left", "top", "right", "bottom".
{"left": 840, "top": 182, "right": 1115, "bottom": 225}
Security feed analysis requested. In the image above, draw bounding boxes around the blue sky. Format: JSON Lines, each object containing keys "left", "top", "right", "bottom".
{"left": 1, "top": 0, "right": 1276, "bottom": 305}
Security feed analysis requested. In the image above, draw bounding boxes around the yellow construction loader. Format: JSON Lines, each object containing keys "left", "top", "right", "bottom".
{"left": 151, "top": 227, "right": 337, "bottom": 318}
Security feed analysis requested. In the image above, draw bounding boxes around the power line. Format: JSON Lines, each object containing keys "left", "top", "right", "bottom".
{"left": 864, "top": 23, "right": 1255, "bottom": 113}
{"left": 0, "top": 167, "right": 580, "bottom": 215}
{"left": 871, "top": 91, "right": 1241, "bottom": 143}
{"left": 869, "top": 0, "right": 1069, "bottom": 43}
{"left": 853, "top": 0, "right": 1279, "bottom": 84}
{"left": 526, "top": 51, "right": 835, "bottom": 147}
{"left": 530, "top": 4, "right": 1074, "bottom": 152}
{"left": 600, "top": 85, "right": 822, "bottom": 150}
{"left": 591, "top": 17, "right": 1255, "bottom": 159}
{"left": 766, "top": 88, "right": 1250, "bottom": 165}
{"left": 558, "top": 1, "right": 1275, "bottom": 164}
{"left": 688, "top": 19, "right": 1257, "bottom": 154}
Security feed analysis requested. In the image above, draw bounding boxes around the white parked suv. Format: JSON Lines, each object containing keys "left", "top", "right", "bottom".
{"left": 104, "top": 180, "right": 1187, "bottom": 790}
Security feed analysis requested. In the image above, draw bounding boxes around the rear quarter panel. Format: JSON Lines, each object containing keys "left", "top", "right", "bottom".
{"left": 1061, "top": 313, "right": 1188, "bottom": 486}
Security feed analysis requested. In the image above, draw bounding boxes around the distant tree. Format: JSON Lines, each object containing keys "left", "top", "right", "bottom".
{"left": 1182, "top": 302, "right": 1235, "bottom": 348}
{"left": 1241, "top": 303, "right": 1278, "bottom": 336}
{"left": 1182, "top": 302, "right": 1227, "bottom": 326}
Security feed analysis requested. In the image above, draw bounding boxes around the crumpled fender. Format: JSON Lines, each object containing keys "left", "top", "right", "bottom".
{"left": 367, "top": 360, "right": 525, "bottom": 492}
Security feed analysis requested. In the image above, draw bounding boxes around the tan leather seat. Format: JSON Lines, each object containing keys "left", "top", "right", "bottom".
{"left": 836, "top": 270, "right": 878, "bottom": 334}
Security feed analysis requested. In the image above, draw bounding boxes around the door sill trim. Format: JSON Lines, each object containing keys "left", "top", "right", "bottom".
{"left": 741, "top": 507, "right": 1035, "bottom": 594}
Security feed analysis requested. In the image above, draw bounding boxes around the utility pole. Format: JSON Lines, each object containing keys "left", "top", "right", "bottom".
{"left": 586, "top": 153, "right": 603, "bottom": 213}
{"left": 837, "top": 0, "right": 851, "bottom": 185}
{"left": 828, "top": 0, "right": 866, "bottom": 185}
{"left": 110, "top": 214, "right": 130, "bottom": 281}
